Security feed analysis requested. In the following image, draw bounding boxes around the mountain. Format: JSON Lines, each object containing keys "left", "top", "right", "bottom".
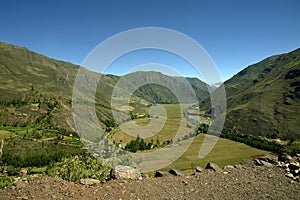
{"left": 0, "top": 41, "right": 210, "bottom": 132}
{"left": 122, "top": 71, "right": 211, "bottom": 104}
{"left": 2, "top": 41, "right": 299, "bottom": 140}
{"left": 205, "top": 48, "right": 300, "bottom": 140}
{"left": 0, "top": 42, "right": 121, "bottom": 131}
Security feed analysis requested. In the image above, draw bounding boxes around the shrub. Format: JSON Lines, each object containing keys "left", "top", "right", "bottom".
{"left": 6, "top": 165, "right": 20, "bottom": 176}
{"left": 0, "top": 177, "right": 14, "bottom": 189}
{"left": 46, "top": 156, "right": 111, "bottom": 182}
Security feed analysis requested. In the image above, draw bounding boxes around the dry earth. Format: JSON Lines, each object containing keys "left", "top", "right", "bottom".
{"left": 0, "top": 165, "right": 299, "bottom": 200}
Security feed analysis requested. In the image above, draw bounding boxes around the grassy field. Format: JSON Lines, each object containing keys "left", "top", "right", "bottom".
{"left": 0, "top": 126, "right": 28, "bottom": 139}
{"left": 168, "top": 134, "right": 269, "bottom": 173}
{"left": 109, "top": 104, "right": 270, "bottom": 172}
{"left": 0, "top": 126, "right": 27, "bottom": 134}
{"left": 0, "top": 130, "right": 15, "bottom": 140}
{"left": 110, "top": 104, "right": 190, "bottom": 146}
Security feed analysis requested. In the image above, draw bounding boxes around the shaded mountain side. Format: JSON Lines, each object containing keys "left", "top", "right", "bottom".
{"left": 202, "top": 48, "right": 300, "bottom": 139}
{"left": 123, "top": 71, "right": 211, "bottom": 104}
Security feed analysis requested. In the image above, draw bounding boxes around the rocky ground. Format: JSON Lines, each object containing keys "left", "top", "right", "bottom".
{"left": 1, "top": 155, "right": 300, "bottom": 200}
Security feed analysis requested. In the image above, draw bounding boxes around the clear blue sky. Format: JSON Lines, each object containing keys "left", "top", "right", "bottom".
{"left": 0, "top": 0, "right": 299, "bottom": 81}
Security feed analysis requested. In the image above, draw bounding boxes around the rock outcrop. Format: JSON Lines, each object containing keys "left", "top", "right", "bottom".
{"left": 205, "top": 163, "right": 223, "bottom": 173}
{"left": 169, "top": 169, "right": 184, "bottom": 176}
{"left": 110, "top": 165, "right": 141, "bottom": 180}
{"left": 154, "top": 171, "right": 171, "bottom": 177}
{"left": 79, "top": 179, "right": 100, "bottom": 186}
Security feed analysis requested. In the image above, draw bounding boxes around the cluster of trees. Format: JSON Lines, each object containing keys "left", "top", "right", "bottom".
{"left": 220, "top": 131, "right": 299, "bottom": 155}
{"left": 1, "top": 144, "right": 86, "bottom": 168}
{"left": 198, "top": 123, "right": 209, "bottom": 133}
{"left": 124, "top": 136, "right": 160, "bottom": 153}
{"left": 0, "top": 99, "right": 27, "bottom": 107}
{"left": 0, "top": 135, "right": 85, "bottom": 168}
{"left": 1, "top": 151, "right": 65, "bottom": 167}
{"left": 102, "top": 119, "right": 117, "bottom": 128}
{"left": 102, "top": 119, "right": 118, "bottom": 132}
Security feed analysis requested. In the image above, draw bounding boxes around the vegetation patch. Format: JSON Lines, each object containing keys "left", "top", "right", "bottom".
{"left": 46, "top": 156, "right": 111, "bottom": 182}
{"left": 1, "top": 136, "right": 85, "bottom": 167}
{"left": 0, "top": 177, "right": 13, "bottom": 189}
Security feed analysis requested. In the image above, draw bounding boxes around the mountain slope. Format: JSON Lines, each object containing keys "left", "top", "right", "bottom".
{"left": 0, "top": 42, "right": 124, "bottom": 131}
{"left": 0, "top": 41, "right": 210, "bottom": 131}
{"left": 207, "top": 48, "right": 300, "bottom": 139}
{"left": 122, "top": 71, "right": 211, "bottom": 104}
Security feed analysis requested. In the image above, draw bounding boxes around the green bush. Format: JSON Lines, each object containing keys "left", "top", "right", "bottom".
{"left": 220, "top": 131, "right": 300, "bottom": 155}
{"left": 46, "top": 156, "right": 111, "bottom": 182}
{"left": 6, "top": 165, "right": 20, "bottom": 176}
{"left": 1, "top": 137, "right": 85, "bottom": 167}
{"left": 0, "top": 177, "right": 14, "bottom": 189}
{"left": 124, "top": 136, "right": 154, "bottom": 153}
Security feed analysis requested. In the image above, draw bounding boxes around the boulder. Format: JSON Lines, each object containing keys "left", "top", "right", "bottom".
{"left": 278, "top": 153, "right": 292, "bottom": 162}
{"left": 258, "top": 156, "right": 278, "bottom": 164}
{"left": 195, "top": 166, "right": 204, "bottom": 173}
{"left": 205, "top": 163, "right": 222, "bottom": 172}
{"left": 254, "top": 159, "right": 262, "bottom": 166}
{"left": 20, "top": 168, "right": 27, "bottom": 175}
{"left": 223, "top": 165, "right": 235, "bottom": 170}
{"left": 288, "top": 162, "right": 299, "bottom": 171}
{"left": 286, "top": 173, "right": 294, "bottom": 179}
{"left": 169, "top": 168, "right": 184, "bottom": 176}
{"left": 110, "top": 165, "right": 141, "bottom": 180}
{"left": 241, "top": 159, "right": 255, "bottom": 167}
{"left": 79, "top": 179, "right": 100, "bottom": 186}
{"left": 260, "top": 160, "right": 273, "bottom": 167}
{"left": 192, "top": 172, "right": 201, "bottom": 176}
{"left": 154, "top": 171, "right": 171, "bottom": 177}
{"left": 234, "top": 165, "right": 243, "bottom": 169}
{"left": 254, "top": 159, "right": 273, "bottom": 167}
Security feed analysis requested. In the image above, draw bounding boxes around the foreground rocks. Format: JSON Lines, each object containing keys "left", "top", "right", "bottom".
{"left": 1, "top": 165, "right": 299, "bottom": 200}
{"left": 277, "top": 153, "right": 300, "bottom": 181}
{"left": 110, "top": 165, "right": 141, "bottom": 180}
{"left": 1, "top": 154, "right": 300, "bottom": 199}
{"left": 205, "top": 162, "right": 223, "bottom": 173}
{"left": 154, "top": 171, "right": 171, "bottom": 177}
{"left": 79, "top": 179, "right": 100, "bottom": 186}
{"left": 250, "top": 153, "right": 300, "bottom": 181}
{"left": 169, "top": 168, "right": 184, "bottom": 176}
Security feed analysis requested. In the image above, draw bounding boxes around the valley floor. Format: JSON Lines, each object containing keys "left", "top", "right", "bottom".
{"left": 1, "top": 165, "right": 299, "bottom": 200}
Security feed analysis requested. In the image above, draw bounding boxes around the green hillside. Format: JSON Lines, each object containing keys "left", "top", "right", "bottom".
{"left": 124, "top": 71, "right": 211, "bottom": 104}
{"left": 204, "top": 48, "right": 300, "bottom": 140}
{"left": 0, "top": 41, "right": 210, "bottom": 131}
{"left": 0, "top": 42, "right": 115, "bottom": 131}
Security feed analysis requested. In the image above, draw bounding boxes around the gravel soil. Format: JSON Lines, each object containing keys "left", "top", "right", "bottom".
{"left": 0, "top": 166, "right": 299, "bottom": 200}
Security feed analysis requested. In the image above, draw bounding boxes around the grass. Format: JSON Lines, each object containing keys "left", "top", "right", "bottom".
{"left": 28, "top": 167, "right": 47, "bottom": 174}
{"left": 167, "top": 134, "right": 269, "bottom": 173}
{"left": 0, "top": 177, "right": 14, "bottom": 189}
{"left": 0, "top": 130, "right": 16, "bottom": 139}
{"left": 110, "top": 104, "right": 192, "bottom": 145}
{"left": 0, "top": 126, "right": 27, "bottom": 134}
{"left": 110, "top": 103, "right": 269, "bottom": 173}
{"left": 203, "top": 49, "right": 300, "bottom": 140}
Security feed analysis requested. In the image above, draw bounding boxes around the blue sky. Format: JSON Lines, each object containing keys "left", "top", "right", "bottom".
{"left": 0, "top": 0, "right": 299, "bottom": 81}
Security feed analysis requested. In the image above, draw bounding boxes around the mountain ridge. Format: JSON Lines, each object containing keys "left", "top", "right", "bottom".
{"left": 0, "top": 41, "right": 210, "bottom": 131}
{"left": 205, "top": 48, "right": 300, "bottom": 140}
